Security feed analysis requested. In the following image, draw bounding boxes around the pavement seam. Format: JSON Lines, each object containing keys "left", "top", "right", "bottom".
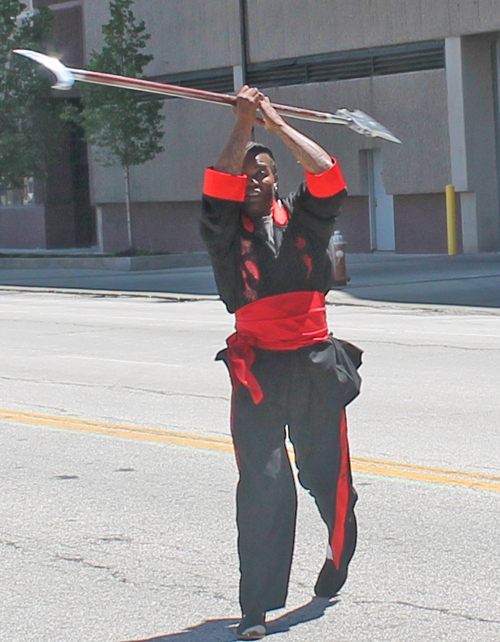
{"left": 1, "top": 285, "right": 500, "bottom": 315}
{"left": 0, "top": 285, "right": 218, "bottom": 302}
{"left": 353, "top": 600, "right": 500, "bottom": 624}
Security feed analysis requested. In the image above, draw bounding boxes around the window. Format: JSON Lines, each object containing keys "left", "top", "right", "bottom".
{"left": 0, "top": 178, "right": 35, "bottom": 207}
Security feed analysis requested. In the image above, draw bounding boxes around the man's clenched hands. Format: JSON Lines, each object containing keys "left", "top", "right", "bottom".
{"left": 234, "top": 86, "right": 286, "bottom": 133}
{"left": 216, "top": 85, "right": 333, "bottom": 176}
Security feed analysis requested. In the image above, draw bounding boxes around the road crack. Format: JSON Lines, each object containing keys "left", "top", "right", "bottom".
{"left": 354, "top": 599, "right": 500, "bottom": 624}
{"left": 0, "top": 375, "right": 229, "bottom": 401}
{"left": 54, "top": 554, "right": 131, "bottom": 584}
{"left": 0, "top": 538, "right": 22, "bottom": 550}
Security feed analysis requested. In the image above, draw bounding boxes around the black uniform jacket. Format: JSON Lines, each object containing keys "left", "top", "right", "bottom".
{"left": 200, "top": 160, "right": 347, "bottom": 314}
{"left": 200, "top": 160, "right": 362, "bottom": 406}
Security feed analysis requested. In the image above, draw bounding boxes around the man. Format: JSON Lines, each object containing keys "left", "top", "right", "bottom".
{"left": 200, "top": 86, "right": 362, "bottom": 640}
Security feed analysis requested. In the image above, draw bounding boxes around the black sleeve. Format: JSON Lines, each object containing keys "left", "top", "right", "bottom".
{"left": 200, "top": 194, "right": 242, "bottom": 259}
{"left": 283, "top": 183, "right": 347, "bottom": 248}
{"left": 200, "top": 195, "right": 244, "bottom": 312}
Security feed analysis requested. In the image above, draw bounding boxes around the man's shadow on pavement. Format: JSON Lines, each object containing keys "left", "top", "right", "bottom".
{"left": 121, "top": 597, "right": 338, "bottom": 642}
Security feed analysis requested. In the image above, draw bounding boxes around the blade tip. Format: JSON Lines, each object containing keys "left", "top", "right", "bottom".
{"left": 13, "top": 49, "right": 75, "bottom": 90}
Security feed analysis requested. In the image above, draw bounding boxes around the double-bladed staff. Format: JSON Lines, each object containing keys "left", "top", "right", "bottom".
{"left": 14, "top": 49, "right": 401, "bottom": 144}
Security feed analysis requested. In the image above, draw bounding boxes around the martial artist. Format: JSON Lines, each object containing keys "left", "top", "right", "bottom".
{"left": 200, "top": 85, "right": 361, "bottom": 640}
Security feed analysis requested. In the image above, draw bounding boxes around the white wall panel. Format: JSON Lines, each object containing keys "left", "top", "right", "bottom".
{"left": 246, "top": 0, "right": 500, "bottom": 63}
{"left": 83, "top": 0, "right": 240, "bottom": 74}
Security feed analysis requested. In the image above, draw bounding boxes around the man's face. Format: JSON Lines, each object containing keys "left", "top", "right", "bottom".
{"left": 242, "top": 152, "right": 277, "bottom": 218}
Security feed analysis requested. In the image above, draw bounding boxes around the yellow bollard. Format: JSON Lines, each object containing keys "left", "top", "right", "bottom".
{"left": 446, "top": 185, "right": 458, "bottom": 255}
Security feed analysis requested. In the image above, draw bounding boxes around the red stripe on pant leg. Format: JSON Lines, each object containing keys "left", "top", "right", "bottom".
{"left": 331, "top": 409, "right": 349, "bottom": 569}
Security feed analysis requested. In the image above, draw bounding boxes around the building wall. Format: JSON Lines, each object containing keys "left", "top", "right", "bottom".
{"left": 82, "top": 0, "right": 500, "bottom": 70}
{"left": 97, "top": 201, "right": 203, "bottom": 254}
{"left": 83, "top": 0, "right": 241, "bottom": 75}
{"left": 334, "top": 196, "right": 371, "bottom": 254}
{"left": 461, "top": 34, "right": 500, "bottom": 251}
{"left": 246, "top": 0, "right": 500, "bottom": 60}
{"left": 90, "top": 69, "right": 450, "bottom": 200}
{"left": 0, "top": 207, "right": 46, "bottom": 249}
{"left": 394, "top": 193, "right": 459, "bottom": 254}
{"left": 89, "top": 67, "right": 453, "bottom": 253}
{"left": 34, "top": 0, "right": 500, "bottom": 254}
{"left": 23, "top": 0, "right": 90, "bottom": 249}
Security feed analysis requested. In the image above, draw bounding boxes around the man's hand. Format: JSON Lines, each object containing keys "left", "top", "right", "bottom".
{"left": 233, "top": 85, "right": 262, "bottom": 125}
{"left": 233, "top": 87, "right": 286, "bottom": 132}
{"left": 255, "top": 92, "right": 333, "bottom": 174}
{"left": 254, "top": 95, "right": 287, "bottom": 132}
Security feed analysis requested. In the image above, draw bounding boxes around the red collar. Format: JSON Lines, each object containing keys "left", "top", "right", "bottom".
{"left": 241, "top": 200, "right": 289, "bottom": 232}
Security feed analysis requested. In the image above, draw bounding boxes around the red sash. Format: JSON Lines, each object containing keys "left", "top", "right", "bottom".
{"left": 226, "top": 291, "right": 330, "bottom": 403}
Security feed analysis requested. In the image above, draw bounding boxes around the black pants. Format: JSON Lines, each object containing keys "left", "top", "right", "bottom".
{"left": 228, "top": 338, "right": 360, "bottom": 614}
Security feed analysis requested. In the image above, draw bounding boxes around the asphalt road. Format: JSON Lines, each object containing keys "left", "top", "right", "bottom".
{"left": 1, "top": 290, "right": 499, "bottom": 642}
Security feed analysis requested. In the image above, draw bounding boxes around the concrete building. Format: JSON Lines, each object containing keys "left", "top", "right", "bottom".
{"left": 2, "top": 0, "right": 500, "bottom": 254}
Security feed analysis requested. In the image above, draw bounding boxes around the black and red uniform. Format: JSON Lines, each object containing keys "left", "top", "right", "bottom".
{"left": 200, "top": 160, "right": 361, "bottom": 615}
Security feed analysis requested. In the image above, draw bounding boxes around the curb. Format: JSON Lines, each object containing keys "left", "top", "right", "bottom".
{"left": 0, "top": 252, "right": 212, "bottom": 271}
{"left": 325, "top": 289, "right": 500, "bottom": 315}
{"left": 0, "top": 284, "right": 219, "bottom": 302}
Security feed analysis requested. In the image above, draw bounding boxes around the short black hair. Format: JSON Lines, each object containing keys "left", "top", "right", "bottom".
{"left": 244, "top": 142, "right": 278, "bottom": 180}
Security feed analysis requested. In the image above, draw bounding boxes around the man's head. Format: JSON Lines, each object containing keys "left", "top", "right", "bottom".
{"left": 242, "top": 142, "right": 278, "bottom": 218}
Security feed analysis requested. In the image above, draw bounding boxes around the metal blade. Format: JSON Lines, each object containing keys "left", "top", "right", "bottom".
{"left": 336, "top": 108, "right": 402, "bottom": 144}
{"left": 13, "top": 49, "right": 75, "bottom": 89}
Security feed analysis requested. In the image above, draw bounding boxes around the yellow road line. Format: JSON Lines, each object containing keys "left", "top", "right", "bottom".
{"left": 351, "top": 462, "right": 500, "bottom": 493}
{"left": 353, "top": 455, "right": 500, "bottom": 483}
{"left": 1, "top": 408, "right": 499, "bottom": 492}
{"left": 0, "top": 409, "right": 234, "bottom": 452}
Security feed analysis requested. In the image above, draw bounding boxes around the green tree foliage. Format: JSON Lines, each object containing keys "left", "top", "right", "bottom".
{"left": 65, "top": 0, "right": 164, "bottom": 249}
{"left": 0, "top": 1, "right": 59, "bottom": 189}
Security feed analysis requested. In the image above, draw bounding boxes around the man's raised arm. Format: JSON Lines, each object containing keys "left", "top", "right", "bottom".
{"left": 256, "top": 96, "right": 334, "bottom": 175}
{"left": 214, "top": 86, "right": 261, "bottom": 176}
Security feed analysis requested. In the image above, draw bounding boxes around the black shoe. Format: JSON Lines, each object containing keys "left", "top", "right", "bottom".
{"left": 314, "top": 559, "right": 347, "bottom": 598}
{"left": 236, "top": 611, "right": 266, "bottom": 640}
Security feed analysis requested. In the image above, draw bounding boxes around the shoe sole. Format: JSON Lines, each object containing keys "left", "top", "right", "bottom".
{"left": 237, "top": 624, "right": 266, "bottom": 640}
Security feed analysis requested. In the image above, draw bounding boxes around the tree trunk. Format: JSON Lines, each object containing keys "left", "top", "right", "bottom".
{"left": 124, "top": 164, "right": 132, "bottom": 249}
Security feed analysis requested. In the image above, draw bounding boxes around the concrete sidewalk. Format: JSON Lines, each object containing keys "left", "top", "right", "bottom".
{"left": 333, "top": 252, "right": 500, "bottom": 309}
{"left": 0, "top": 251, "right": 499, "bottom": 310}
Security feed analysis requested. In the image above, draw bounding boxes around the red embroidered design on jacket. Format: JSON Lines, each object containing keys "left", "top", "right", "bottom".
{"left": 240, "top": 237, "right": 259, "bottom": 301}
{"left": 244, "top": 259, "right": 260, "bottom": 281}
{"left": 302, "top": 255, "right": 313, "bottom": 279}
{"left": 241, "top": 239, "right": 252, "bottom": 255}
{"left": 294, "top": 236, "right": 312, "bottom": 279}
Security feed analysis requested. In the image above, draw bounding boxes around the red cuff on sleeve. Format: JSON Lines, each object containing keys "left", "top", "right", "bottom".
{"left": 203, "top": 167, "right": 247, "bottom": 202}
{"left": 305, "top": 158, "right": 346, "bottom": 198}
